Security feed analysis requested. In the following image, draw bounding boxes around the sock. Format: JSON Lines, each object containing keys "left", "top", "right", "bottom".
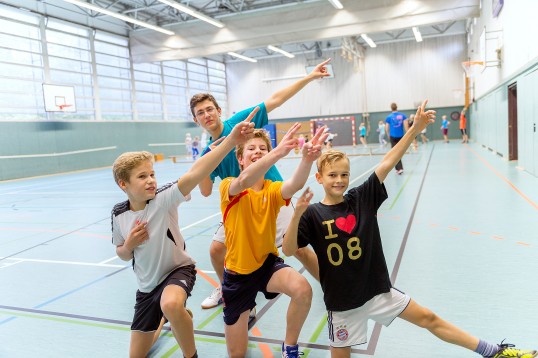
{"left": 183, "top": 351, "right": 197, "bottom": 358}
{"left": 474, "top": 339, "right": 500, "bottom": 357}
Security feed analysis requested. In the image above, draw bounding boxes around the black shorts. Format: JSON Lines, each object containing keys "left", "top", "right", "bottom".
{"left": 460, "top": 129, "right": 467, "bottom": 135}
{"left": 222, "top": 254, "right": 288, "bottom": 325}
{"left": 131, "top": 265, "right": 196, "bottom": 332}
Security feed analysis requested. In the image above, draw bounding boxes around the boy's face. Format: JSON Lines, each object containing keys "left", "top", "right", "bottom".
{"left": 316, "top": 159, "right": 350, "bottom": 198}
{"left": 239, "top": 137, "right": 269, "bottom": 170}
{"left": 192, "top": 99, "right": 222, "bottom": 132}
{"left": 119, "top": 160, "right": 157, "bottom": 207}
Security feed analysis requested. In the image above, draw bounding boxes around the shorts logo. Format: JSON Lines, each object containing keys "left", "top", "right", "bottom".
{"left": 336, "top": 328, "right": 349, "bottom": 341}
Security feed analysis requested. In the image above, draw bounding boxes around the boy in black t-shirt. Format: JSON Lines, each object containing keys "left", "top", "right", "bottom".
{"left": 283, "top": 100, "right": 536, "bottom": 358}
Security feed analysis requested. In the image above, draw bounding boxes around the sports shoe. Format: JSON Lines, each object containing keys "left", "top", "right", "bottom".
{"left": 201, "top": 286, "right": 222, "bottom": 309}
{"left": 396, "top": 169, "right": 404, "bottom": 175}
{"left": 249, "top": 306, "right": 257, "bottom": 319}
{"left": 282, "top": 343, "right": 303, "bottom": 358}
{"left": 489, "top": 342, "right": 537, "bottom": 358}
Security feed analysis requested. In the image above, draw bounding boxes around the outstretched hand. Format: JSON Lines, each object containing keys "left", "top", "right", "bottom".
{"left": 294, "top": 187, "right": 314, "bottom": 217}
{"left": 308, "top": 58, "right": 332, "bottom": 80}
{"left": 228, "top": 106, "right": 257, "bottom": 144}
{"left": 413, "top": 99, "right": 436, "bottom": 132}
{"left": 301, "top": 125, "right": 328, "bottom": 162}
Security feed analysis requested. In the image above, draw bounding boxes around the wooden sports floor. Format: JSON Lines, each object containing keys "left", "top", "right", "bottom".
{"left": 1, "top": 141, "right": 537, "bottom": 357}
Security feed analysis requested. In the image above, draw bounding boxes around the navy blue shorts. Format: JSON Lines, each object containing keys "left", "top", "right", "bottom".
{"left": 222, "top": 254, "right": 288, "bottom": 325}
{"left": 131, "top": 264, "right": 196, "bottom": 332}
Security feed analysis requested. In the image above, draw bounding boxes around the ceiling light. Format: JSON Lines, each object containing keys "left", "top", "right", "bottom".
{"left": 267, "top": 45, "right": 295, "bottom": 58}
{"left": 156, "top": 0, "right": 224, "bottom": 28}
{"left": 412, "top": 26, "right": 423, "bottom": 42}
{"left": 360, "top": 34, "right": 377, "bottom": 48}
{"left": 228, "top": 52, "right": 257, "bottom": 63}
{"left": 327, "top": 0, "right": 344, "bottom": 9}
{"left": 62, "top": 0, "right": 174, "bottom": 35}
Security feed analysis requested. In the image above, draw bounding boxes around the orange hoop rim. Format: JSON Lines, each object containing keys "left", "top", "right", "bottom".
{"left": 461, "top": 61, "right": 485, "bottom": 66}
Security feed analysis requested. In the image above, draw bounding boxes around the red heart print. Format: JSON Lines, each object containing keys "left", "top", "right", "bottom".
{"left": 335, "top": 214, "right": 356, "bottom": 234}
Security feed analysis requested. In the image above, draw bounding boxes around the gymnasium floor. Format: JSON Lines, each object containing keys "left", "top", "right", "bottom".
{"left": 1, "top": 140, "right": 537, "bottom": 357}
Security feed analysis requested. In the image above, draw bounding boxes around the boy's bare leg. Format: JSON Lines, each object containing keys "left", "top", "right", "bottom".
{"left": 209, "top": 240, "right": 226, "bottom": 283}
{"left": 161, "top": 285, "right": 196, "bottom": 358}
{"left": 266, "top": 267, "right": 312, "bottom": 346}
{"left": 330, "top": 346, "right": 352, "bottom": 358}
{"left": 129, "top": 331, "right": 155, "bottom": 358}
{"left": 224, "top": 311, "right": 250, "bottom": 358}
{"left": 398, "top": 299, "right": 479, "bottom": 351}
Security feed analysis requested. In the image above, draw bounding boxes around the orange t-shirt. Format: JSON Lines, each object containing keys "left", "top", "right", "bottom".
{"left": 460, "top": 114, "right": 467, "bottom": 129}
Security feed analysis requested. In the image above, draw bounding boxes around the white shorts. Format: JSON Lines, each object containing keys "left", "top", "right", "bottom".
{"left": 328, "top": 288, "right": 410, "bottom": 348}
{"left": 212, "top": 202, "right": 294, "bottom": 248}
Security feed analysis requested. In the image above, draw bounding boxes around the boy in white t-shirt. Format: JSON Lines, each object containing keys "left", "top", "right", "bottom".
{"left": 111, "top": 115, "right": 254, "bottom": 358}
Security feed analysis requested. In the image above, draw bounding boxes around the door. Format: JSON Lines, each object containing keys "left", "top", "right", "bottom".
{"left": 507, "top": 83, "right": 518, "bottom": 161}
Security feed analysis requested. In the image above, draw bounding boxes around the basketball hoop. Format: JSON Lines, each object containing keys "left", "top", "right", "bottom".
{"left": 461, "top": 61, "right": 484, "bottom": 78}
{"left": 58, "top": 104, "right": 73, "bottom": 111}
{"left": 461, "top": 61, "right": 484, "bottom": 108}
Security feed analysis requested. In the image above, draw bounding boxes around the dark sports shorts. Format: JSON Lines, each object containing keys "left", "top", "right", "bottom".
{"left": 460, "top": 129, "right": 467, "bottom": 135}
{"left": 442, "top": 128, "right": 448, "bottom": 135}
{"left": 131, "top": 264, "right": 196, "bottom": 332}
{"left": 222, "top": 254, "right": 288, "bottom": 325}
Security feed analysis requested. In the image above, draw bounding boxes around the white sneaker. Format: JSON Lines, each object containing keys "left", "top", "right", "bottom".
{"left": 201, "top": 286, "right": 223, "bottom": 309}
{"left": 248, "top": 306, "right": 257, "bottom": 324}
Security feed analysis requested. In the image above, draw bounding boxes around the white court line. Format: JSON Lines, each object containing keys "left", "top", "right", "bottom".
{"left": 0, "top": 146, "right": 117, "bottom": 159}
{"left": 99, "top": 211, "right": 223, "bottom": 265}
{"left": 350, "top": 163, "right": 379, "bottom": 185}
{"left": 0, "top": 257, "right": 125, "bottom": 268}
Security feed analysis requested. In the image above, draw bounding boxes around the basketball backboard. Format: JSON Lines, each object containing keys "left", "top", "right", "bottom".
{"left": 42, "top": 84, "right": 76, "bottom": 112}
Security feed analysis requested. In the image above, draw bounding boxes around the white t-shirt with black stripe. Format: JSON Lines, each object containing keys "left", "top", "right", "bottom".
{"left": 112, "top": 182, "right": 195, "bottom": 293}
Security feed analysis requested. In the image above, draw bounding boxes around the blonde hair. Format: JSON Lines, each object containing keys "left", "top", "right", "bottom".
{"left": 112, "top": 151, "right": 154, "bottom": 186}
{"left": 316, "top": 150, "right": 349, "bottom": 173}
{"left": 235, "top": 129, "right": 272, "bottom": 170}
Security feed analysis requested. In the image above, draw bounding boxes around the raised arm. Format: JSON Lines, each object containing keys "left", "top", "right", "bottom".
{"left": 197, "top": 137, "right": 226, "bottom": 197}
{"left": 375, "top": 100, "right": 436, "bottom": 183}
{"left": 178, "top": 108, "right": 257, "bottom": 196}
{"left": 282, "top": 187, "right": 313, "bottom": 256}
{"left": 227, "top": 122, "right": 302, "bottom": 196}
{"left": 280, "top": 126, "right": 328, "bottom": 199}
{"left": 264, "top": 59, "right": 331, "bottom": 113}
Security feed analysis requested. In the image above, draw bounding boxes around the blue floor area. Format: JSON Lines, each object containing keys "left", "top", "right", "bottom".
{"left": 1, "top": 141, "right": 537, "bottom": 357}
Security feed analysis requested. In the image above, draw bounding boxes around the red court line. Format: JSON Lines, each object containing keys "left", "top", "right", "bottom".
{"left": 466, "top": 145, "right": 538, "bottom": 210}
{"left": 251, "top": 327, "right": 273, "bottom": 357}
{"left": 195, "top": 268, "right": 219, "bottom": 288}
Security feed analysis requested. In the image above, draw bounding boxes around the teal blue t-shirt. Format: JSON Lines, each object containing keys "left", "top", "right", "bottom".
{"left": 203, "top": 103, "right": 283, "bottom": 182}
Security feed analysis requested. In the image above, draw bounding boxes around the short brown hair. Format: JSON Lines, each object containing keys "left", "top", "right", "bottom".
{"left": 236, "top": 129, "right": 272, "bottom": 170}
{"left": 316, "top": 150, "right": 349, "bottom": 173}
{"left": 112, "top": 151, "right": 154, "bottom": 186}
{"left": 190, "top": 93, "right": 220, "bottom": 117}
{"left": 390, "top": 103, "right": 398, "bottom": 111}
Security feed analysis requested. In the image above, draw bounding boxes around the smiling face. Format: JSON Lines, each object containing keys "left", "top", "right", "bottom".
{"left": 237, "top": 136, "right": 271, "bottom": 171}
{"left": 119, "top": 160, "right": 157, "bottom": 211}
{"left": 315, "top": 150, "right": 350, "bottom": 204}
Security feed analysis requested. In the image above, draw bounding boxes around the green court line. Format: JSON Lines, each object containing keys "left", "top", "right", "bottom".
{"left": 195, "top": 306, "right": 223, "bottom": 329}
{"left": 309, "top": 313, "right": 328, "bottom": 343}
{"left": 386, "top": 152, "right": 424, "bottom": 210}
{"left": 0, "top": 309, "right": 130, "bottom": 332}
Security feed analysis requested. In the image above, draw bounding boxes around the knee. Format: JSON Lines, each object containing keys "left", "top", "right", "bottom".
{"left": 293, "top": 278, "right": 313, "bottom": 306}
{"left": 210, "top": 241, "right": 226, "bottom": 258}
{"left": 415, "top": 308, "right": 439, "bottom": 329}
{"left": 161, "top": 298, "right": 184, "bottom": 319}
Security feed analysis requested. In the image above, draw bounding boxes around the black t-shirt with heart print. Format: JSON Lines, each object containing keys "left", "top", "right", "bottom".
{"left": 298, "top": 172, "right": 392, "bottom": 311}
